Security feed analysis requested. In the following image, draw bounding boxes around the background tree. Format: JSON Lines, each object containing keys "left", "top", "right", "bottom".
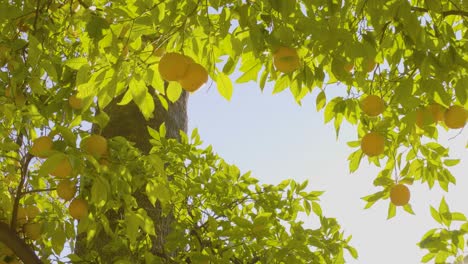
{"left": 0, "top": 0, "right": 467, "bottom": 263}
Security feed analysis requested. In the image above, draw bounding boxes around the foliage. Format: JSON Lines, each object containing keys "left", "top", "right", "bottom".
{"left": 0, "top": 0, "right": 467, "bottom": 263}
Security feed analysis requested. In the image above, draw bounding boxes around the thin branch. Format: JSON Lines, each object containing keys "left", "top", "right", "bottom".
{"left": 411, "top": 6, "right": 468, "bottom": 17}
{"left": 11, "top": 154, "right": 32, "bottom": 230}
{"left": 22, "top": 188, "right": 55, "bottom": 195}
{"left": 0, "top": 222, "right": 42, "bottom": 264}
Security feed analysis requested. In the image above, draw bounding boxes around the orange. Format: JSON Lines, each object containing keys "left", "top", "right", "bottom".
{"left": 68, "top": 95, "right": 83, "bottom": 110}
{"left": 273, "top": 47, "right": 300, "bottom": 73}
{"left": 361, "top": 132, "right": 385, "bottom": 157}
{"left": 56, "top": 179, "right": 76, "bottom": 201}
{"left": 152, "top": 45, "right": 165, "bottom": 57}
{"left": 24, "top": 222, "right": 42, "bottom": 240}
{"left": 0, "top": 242, "right": 14, "bottom": 256}
{"left": 26, "top": 205, "right": 40, "bottom": 219}
{"left": 158, "top": 52, "right": 192, "bottom": 81}
{"left": 14, "top": 93, "right": 26, "bottom": 106}
{"left": 360, "top": 95, "right": 385, "bottom": 117}
{"left": 81, "top": 134, "right": 108, "bottom": 158}
{"left": 16, "top": 206, "right": 28, "bottom": 225}
{"left": 5, "top": 87, "right": 12, "bottom": 97}
{"left": 30, "top": 136, "right": 53, "bottom": 158}
{"left": 363, "top": 59, "right": 376, "bottom": 72}
{"left": 415, "top": 108, "right": 435, "bottom": 128}
{"left": 69, "top": 198, "right": 88, "bottom": 220}
{"left": 344, "top": 63, "right": 354, "bottom": 72}
{"left": 179, "top": 63, "right": 209, "bottom": 92}
{"left": 444, "top": 105, "right": 467, "bottom": 129}
{"left": 427, "top": 103, "right": 445, "bottom": 122}
{"left": 390, "top": 184, "right": 410, "bottom": 206}
{"left": 50, "top": 157, "right": 72, "bottom": 178}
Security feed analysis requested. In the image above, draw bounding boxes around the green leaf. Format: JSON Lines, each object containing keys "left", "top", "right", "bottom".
{"left": 167, "top": 81, "right": 182, "bottom": 103}
{"left": 316, "top": 90, "right": 326, "bottom": 111}
{"left": 91, "top": 176, "right": 109, "bottom": 206}
{"left": 216, "top": 72, "right": 233, "bottom": 100}
{"left": 443, "top": 159, "right": 460, "bottom": 167}
{"left": 387, "top": 203, "right": 396, "bottom": 219}
{"left": 272, "top": 75, "right": 289, "bottom": 94}
{"left": 64, "top": 58, "right": 88, "bottom": 70}
{"left": 236, "top": 62, "right": 261, "bottom": 83}
{"left": 348, "top": 149, "right": 363, "bottom": 173}
{"left": 421, "top": 253, "right": 435, "bottom": 263}
{"left": 312, "top": 201, "right": 322, "bottom": 216}
{"left": 403, "top": 204, "right": 415, "bottom": 215}
{"left": 451, "top": 212, "right": 466, "bottom": 222}
{"left": 430, "top": 206, "right": 442, "bottom": 224}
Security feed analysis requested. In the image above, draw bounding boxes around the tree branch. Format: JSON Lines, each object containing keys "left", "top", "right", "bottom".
{"left": 411, "top": 6, "right": 468, "bottom": 17}
{"left": 0, "top": 222, "right": 42, "bottom": 264}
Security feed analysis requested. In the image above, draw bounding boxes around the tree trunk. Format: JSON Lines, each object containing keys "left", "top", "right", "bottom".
{"left": 76, "top": 89, "right": 188, "bottom": 261}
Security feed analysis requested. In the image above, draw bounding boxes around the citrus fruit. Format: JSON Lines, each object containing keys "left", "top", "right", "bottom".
{"left": 81, "top": 134, "right": 108, "bottom": 158}
{"left": 361, "top": 132, "right": 385, "bottom": 157}
{"left": 152, "top": 45, "right": 165, "bottom": 57}
{"left": 158, "top": 52, "right": 192, "bottom": 81}
{"left": 390, "top": 184, "right": 410, "bottom": 206}
{"left": 344, "top": 63, "right": 354, "bottom": 72}
{"left": 25, "top": 205, "right": 40, "bottom": 219}
{"left": 415, "top": 108, "right": 435, "bottom": 128}
{"left": 24, "top": 222, "right": 42, "bottom": 240}
{"left": 16, "top": 207, "right": 28, "bottom": 225}
{"left": 361, "top": 95, "right": 385, "bottom": 117}
{"left": 30, "top": 136, "right": 53, "bottom": 158}
{"left": 14, "top": 93, "right": 26, "bottom": 106}
{"left": 444, "top": 105, "right": 467, "bottom": 129}
{"left": 364, "top": 59, "right": 376, "bottom": 72}
{"left": 179, "top": 63, "right": 208, "bottom": 92}
{"left": 69, "top": 198, "right": 88, "bottom": 220}
{"left": 68, "top": 95, "right": 83, "bottom": 110}
{"left": 56, "top": 179, "right": 76, "bottom": 201}
{"left": 273, "top": 47, "right": 300, "bottom": 73}
{"left": 50, "top": 157, "right": 72, "bottom": 178}
{"left": 427, "top": 103, "right": 445, "bottom": 122}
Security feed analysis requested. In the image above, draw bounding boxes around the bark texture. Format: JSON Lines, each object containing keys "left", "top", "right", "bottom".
{"left": 76, "top": 90, "right": 188, "bottom": 262}
{"left": 0, "top": 222, "right": 42, "bottom": 264}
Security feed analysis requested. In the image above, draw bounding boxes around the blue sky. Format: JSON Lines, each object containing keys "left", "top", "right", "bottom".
{"left": 187, "top": 79, "right": 468, "bottom": 264}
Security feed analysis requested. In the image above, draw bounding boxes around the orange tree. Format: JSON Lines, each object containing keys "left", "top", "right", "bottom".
{"left": 0, "top": 0, "right": 467, "bottom": 263}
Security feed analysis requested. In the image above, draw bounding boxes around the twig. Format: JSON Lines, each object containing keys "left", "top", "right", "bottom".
{"left": 411, "top": 6, "right": 468, "bottom": 17}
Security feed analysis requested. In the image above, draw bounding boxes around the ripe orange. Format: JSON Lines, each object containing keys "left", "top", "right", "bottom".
{"left": 390, "top": 184, "right": 410, "bottom": 206}
{"left": 444, "top": 105, "right": 467, "bottom": 129}
{"left": 158, "top": 52, "right": 192, "bottom": 81}
{"left": 69, "top": 198, "right": 88, "bottom": 220}
{"left": 68, "top": 95, "right": 83, "bottom": 110}
{"left": 361, "top": 132, "right": 385, "bottom": 157}
{"left": 179, "top": 63, "right": 209, "bottom": 92}
{"left": 415, "top": 108, "right": 435, "bottom": 128}
{"left": 427, "top": 103, "right": 445, "bottom": 122}
{"left": 360, "top": 95, "right": 385, "bottom": 117}
{"left": 56, "top": 179, "right": 77, "bottom": 201}
{"left": 81, "top": 134, "right": 108, "bottom": 158}
{"left": 24, "top": 222, "right": 42, "bottom": 240}
{"left": 30, "top": 136, "right": 53, "bottom": 158}
{"left": 273, "top": 47, "right": 300, "bottom": 73}
{"left": 50, "top": 157, "right": 72, "bottom": 178}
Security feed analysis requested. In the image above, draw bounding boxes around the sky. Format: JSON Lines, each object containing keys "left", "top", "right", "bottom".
{"left": 187, "top": 78, "right": 468, "bottom": 264}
